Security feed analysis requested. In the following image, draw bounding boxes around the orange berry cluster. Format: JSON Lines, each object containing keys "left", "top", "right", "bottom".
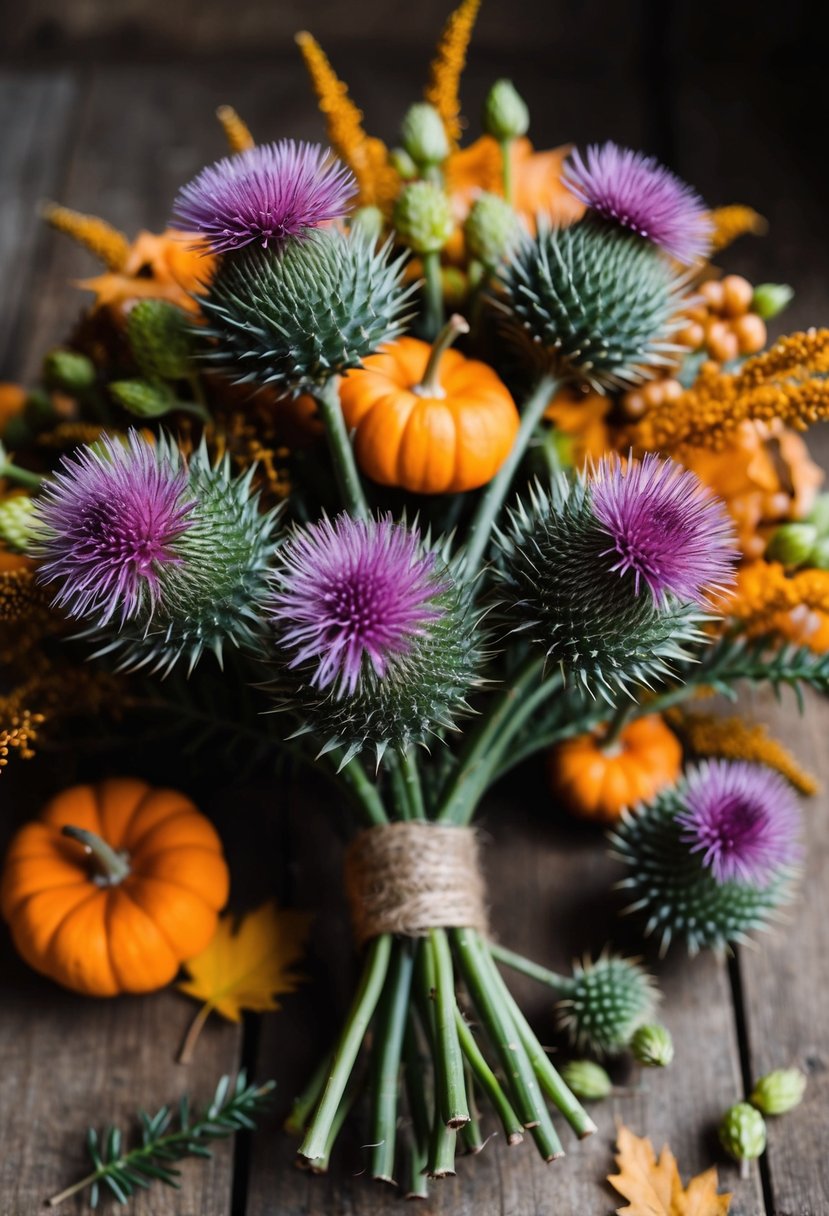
{"left": 678, "top": 276, "right": 767, "bottom": 364}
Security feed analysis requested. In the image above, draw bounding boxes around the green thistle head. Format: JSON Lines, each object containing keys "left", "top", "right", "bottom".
{"left": 497, "top": 217, "right": 687, "bottom": 391}
{"left": 464, "top": 193, "right": 522, "bottom": 269}
{"left": 393, "top": 181, "right": 454, "bottom": 255}
{"left": 0, "top": 495, "right": 36, "bottom": 552}
{"left": 719, "top": 1102, "right": 767, "bottom": 1169}
{"left": 559, "top": 1059, "right": 612, "bottom": 1101}
{"left": 750, "top": 1068, "right": 807, "bottom": 1115}
{"left": 630, "top": 1023, "right": 674, "bottom": 1067}
{"left": 556, "top": 954, "right": 658, "bottom": 1056}
{"left": 199, "top": 228, "right": 413, "bottom": 396}
{"left": 127, "top": 299, "right": 197, "bottom": 381}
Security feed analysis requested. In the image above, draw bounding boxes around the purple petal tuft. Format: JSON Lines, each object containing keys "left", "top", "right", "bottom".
{"left": 172, "top": 140, "right": 356, "bottom": 254}
{"left": 563, "top": 142, "right": 712, "bottom": 264}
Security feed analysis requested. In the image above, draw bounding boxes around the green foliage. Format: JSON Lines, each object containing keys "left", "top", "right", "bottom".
{"left": 498, "top": 218, "right": 686, "bottom": 391}
{"left": 200, "top": 229, "right": 413, "bottom": 395}
{"left": 49, "top": 1071, "right": 274, "bottom": 1208}
{"left": 110, "top": 378, "right": 178, "bottom": 419}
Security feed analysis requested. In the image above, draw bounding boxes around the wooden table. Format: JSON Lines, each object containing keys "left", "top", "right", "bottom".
{"left": 1, "top": 9, "right": 827, "bottom": 1213}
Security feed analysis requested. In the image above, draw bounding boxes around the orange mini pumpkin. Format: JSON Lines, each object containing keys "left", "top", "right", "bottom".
{"left": 548, "top": 714, "right": 682, "bottom": 824}
{"left": 1, "top": 778, "right": 229, "bottom": 996}
{"left": 339, "top": 316, "right": 520, "bottom": 495}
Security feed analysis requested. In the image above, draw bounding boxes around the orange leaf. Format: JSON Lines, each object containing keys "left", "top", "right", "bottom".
{"left": 176, "top": 901, "right": 311, "bottom": 1062}
{"left": 608, "top": 1124, "right": 731, "bottom": 1216}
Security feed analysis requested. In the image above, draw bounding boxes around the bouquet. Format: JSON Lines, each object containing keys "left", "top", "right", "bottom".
{"left": 1, "top": 0, "right": 826, "bottom": 1200}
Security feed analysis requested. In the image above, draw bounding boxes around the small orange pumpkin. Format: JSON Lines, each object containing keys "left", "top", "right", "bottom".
{"left": 339, "top": 316, "right": 520, "bottom": 495}
{"left": 548, "top": 714, "right": 682, "bottom": 823}
{"left": 1, "top": 778, "right": 229, "bottom": 996}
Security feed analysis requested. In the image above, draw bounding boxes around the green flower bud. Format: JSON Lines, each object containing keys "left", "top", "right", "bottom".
{"left": 805, "top": 493, "right": 829, "bottom": 535}
{"left": 393, "top": 181, "right": 454, "bottom": 255}
{"left": 766, "top": 522, "right": 817, "bottom": 569}
{"left": 389, "top": 147, "right": 418, "bottom": 180}
{"left": 127, "top": 299, "right": 195, "bottom": 382}
{"left": 809, "top": 536, "right": 829, "bottom": 571}
{"left": 110, "top": 379, "right": 176, "bottom": 419}
{"left": 630, "top": 1023, "right": 674, "bottom": 1068}
{"left": 464, "top": 192, "right": 521, "bottom": 268}
{"left": 483, "top": 79, "right": 530, "bottom": 142}
{"left": 752, "top": 283, "right": 794, "bottom": 320}
{"left": 400, "top": 102, "right": 450, "bottom": 169}
{"left": 350, "top": 205, "right": 384, "bottom": 245}
{"left": 750, "top": 1068, "right": 807, "bottom": 1115}
{"left": 560, "top": 1059, "right": 612, "bottom": 1101}
{"left": 43, "top": 349, "right": 96, "bottom": 393}
{"left": 0, "top": 495, "right": 36, "bottom": 552}
{"left": 719, "top": 1102, "right": 766, "bottom": 1174}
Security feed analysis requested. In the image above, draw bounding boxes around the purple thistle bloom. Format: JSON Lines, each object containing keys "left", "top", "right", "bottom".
{"left": 172, "top": 140, "right": 356, "bottom": 254}
{"left": 33, "top": 432, "right": 195, "bottom": 626}
{"left": 590, "top": 454, "right": 736, "bottom": 607}
{"left": 677, "top": 760, "right": 801, "bottom": 885}
{"left": 269, "top": 515, "right": 448, "bottom": 697}
{"left": 563, "top": 142, "right": 712, "bottom": 264}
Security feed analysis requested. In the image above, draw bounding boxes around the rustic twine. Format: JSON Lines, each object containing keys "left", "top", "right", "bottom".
{"left": 344, "top": 822, "right": 488, "bottom": 945}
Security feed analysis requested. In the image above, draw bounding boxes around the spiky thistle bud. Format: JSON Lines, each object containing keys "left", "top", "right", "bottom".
{"left": 495, "top": 455, "right": 736, "bottom": 701}
{"left": 555, "top": 954, "right": 658, "bottom": 1056}
{"left": 482, "top": 80, "right": 530, "bottom": 142}
{"left": 751, "top": 283, "right": 793, "bottom": 320}
{"left": 750, "top": 1068, "right": 807, "bottom": 1115}
{"left": 127, "top": 299, "right": 196, "bottom": 381}
{"left": 400, "top": 102, "right": 450, "bottom": 169}
{"left": 0, "top": 495, "right": 36, "bottom": 552}
{"left": 464, "top": 193, "right": 521, "bottom": 269}
{"left": 611, "top": 761, "right": 801, "bottom": 955}
{"left": 498, "top": 216, "right": 690, "bottom": 391}
{"left": 110, "top": 379, "right": 176, "bottom": 419}
{"left": 43, "top": 349, "right": 96, "bottom": 393}
{"left": 199, "top": 228, "right": 412, "bottom": 397}
{"left": 32, "top": 431, "right": 279, "bottom": 674}
{"left": 630, "top": 1023, "right": 674, "bottom": 1067}
{"left": 560, "top": 1060, "right": 612, "bottom": 1101}
{"left": 393, "top": 181, "right": 454, "bottom": 255}
{"left": 267, "top": 514, "right": 480, "bottom": 765}
{"left": 719, "top": 1102, "right": 766, "bottom": 1176}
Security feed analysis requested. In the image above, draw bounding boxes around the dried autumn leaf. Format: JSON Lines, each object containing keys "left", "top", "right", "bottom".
{"left": 609, "top": 1124, "right": 732, "bottom": 1216}
{"left": 177, "top": 900, "right": 311, "bottom": 1063}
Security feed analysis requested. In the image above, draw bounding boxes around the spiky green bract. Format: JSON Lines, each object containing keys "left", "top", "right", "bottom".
{"left": 610, "top": 784, "right": 797, "bottom": 956}
{"left": 89, "top": 439, "right": 280, "bottom": 676}
{"left": 495, "top": 475, "right": 706, "bottom": 703}
{"left": 0, "top": 495, "right": 36, "bottom": 552}
{"left": 555, "top": 954, "right": 658, "bottom": 1056}
{"left": 497, "top": 217, "right": 687, "bottom": 391}
{"left": 199, "top": 229, "right": 413, "bottom": 397}
{"left": 127, "top": 299, "right": 197, "bottom": 381}
{"left": 270, "top": 532, "right": 481, "bottom": 767}
{"left": 719, "top": 1102, "right": 766, "bottom": 1168}
{"left": 630, "top": 1022, "right": 674, "bottom": 1067}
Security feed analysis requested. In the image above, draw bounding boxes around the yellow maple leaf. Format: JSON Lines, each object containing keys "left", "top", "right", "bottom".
{"left": 609, "top": 1124, "right": 732, "bottom": 1216}
{"left": 176, "top": 901, "right": 311, "bottom": 1063}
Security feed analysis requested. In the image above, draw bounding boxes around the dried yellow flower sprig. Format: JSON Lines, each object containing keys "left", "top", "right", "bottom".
{"left": 40, "top": 201, "right": 131, "bottom": 271}
{"left": 424, "top": 0, "right": 481, "bottom": 146}
{"left": 295, "top": 32, "right": 398, "bottom": 208}
{"left": 0, "top": 663, "right": 125, "bottom": 772}
{"left": 708, "top": 205, "right": 767, "bottom": 253}
{"left": 216, "top": 105, "right": 255, "bottom": 154}
{"left": 670, "top": 708, "right": 819, "bottom": 795}
{"left": 0, "top": 709, "right": 45, "bottom": 769}
{"left": 632, "top": 329, "right": 829, "bottom": 451}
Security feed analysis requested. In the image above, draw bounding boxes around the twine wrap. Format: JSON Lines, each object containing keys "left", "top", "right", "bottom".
{"left": 344, "top": 822, "right": 488, "bottom": 945}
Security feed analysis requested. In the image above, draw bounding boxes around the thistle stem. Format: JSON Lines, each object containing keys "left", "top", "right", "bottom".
{"left": 284, "top": 1050, "right": 335, "bottom": 1136}
{"left": 403, "top": 1009, "right": 431, "bottom": 1193}
{"left": 400, "top": 747, "right": 427, "bottom": 821}
{"left": 336, "top": 754, "right": 389, "bottom": 826}
{"left": 500, "top": 139, "right": 513, "bottom": 203}
{"left": 489, "top": 942, "right": 571, "bottom": 992}
{"left": 299, "top": 934, "right": 392, "bottom": 1162}
{"left": 454, "top": 1005, "right": 524, "bottom": 1144}
{"left": 369, "top": 941, "right": 415, "bottom": 1182}
{"left": 312, "top": 374, "right": 369, "bottom": 520}
{"left": 0, "top": 459, "right": 43, "bottom": 489}
{"left": 601, "top": 701, "right": 634, "bottom": 751}
{"left": 463, "top": 372, "right": 558, "bottom": 578}
{"left": 415, "top": 314, "right": 469, "bottom": 397}
{"left": 421, "top": 251, "right": 445, "bottom": 340}
{"left": 61, "top": 825, "right": 130, "bottom": 885}
{"left": 427, "top": 929, "right": 470, "bottom": 1128}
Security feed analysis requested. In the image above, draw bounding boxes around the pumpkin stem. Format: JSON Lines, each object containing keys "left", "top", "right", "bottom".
{"left": 62, "top": 825, "right": 131, "bottom": 886}
{"left": 415, "top": 313, "right": 470, "bottom": 398}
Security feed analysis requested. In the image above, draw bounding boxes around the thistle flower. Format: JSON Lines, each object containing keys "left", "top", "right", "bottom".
{"left": 562, "top": 143, "right": 712, "bottom": 264}
{"left": 496, "top": 457, "right": 735, "bottom": 700}
{"left": 555, "top": 954, "right": 658, "bottom": 1056}
{"left": 590, "top": 455, "right": 736, "bottom": 608}
{"left": 33, "top": 432, "right": 279, "bottom": 673}
{"left": 676, "top": 760, "right": 801, "bottom": 885}
{"left": 611, "top": 762, "right": 801, "bottom": 954}
{"left": 200, "top": 228, "right": 412, "bottom": 396}
{"left": 172, "top": 140, "right": 356, "bottom": 255}
{"left": 268, "top": 514, "right": 479, "bottom": 763}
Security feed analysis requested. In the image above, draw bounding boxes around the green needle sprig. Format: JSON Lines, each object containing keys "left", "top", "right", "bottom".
{"left": 47, "top": 1071, "right": 275, "bottom": 1209}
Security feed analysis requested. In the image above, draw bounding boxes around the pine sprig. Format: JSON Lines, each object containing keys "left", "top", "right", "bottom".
{"left": 47, "top": 1071, "right": 275, "bottom": 1209}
